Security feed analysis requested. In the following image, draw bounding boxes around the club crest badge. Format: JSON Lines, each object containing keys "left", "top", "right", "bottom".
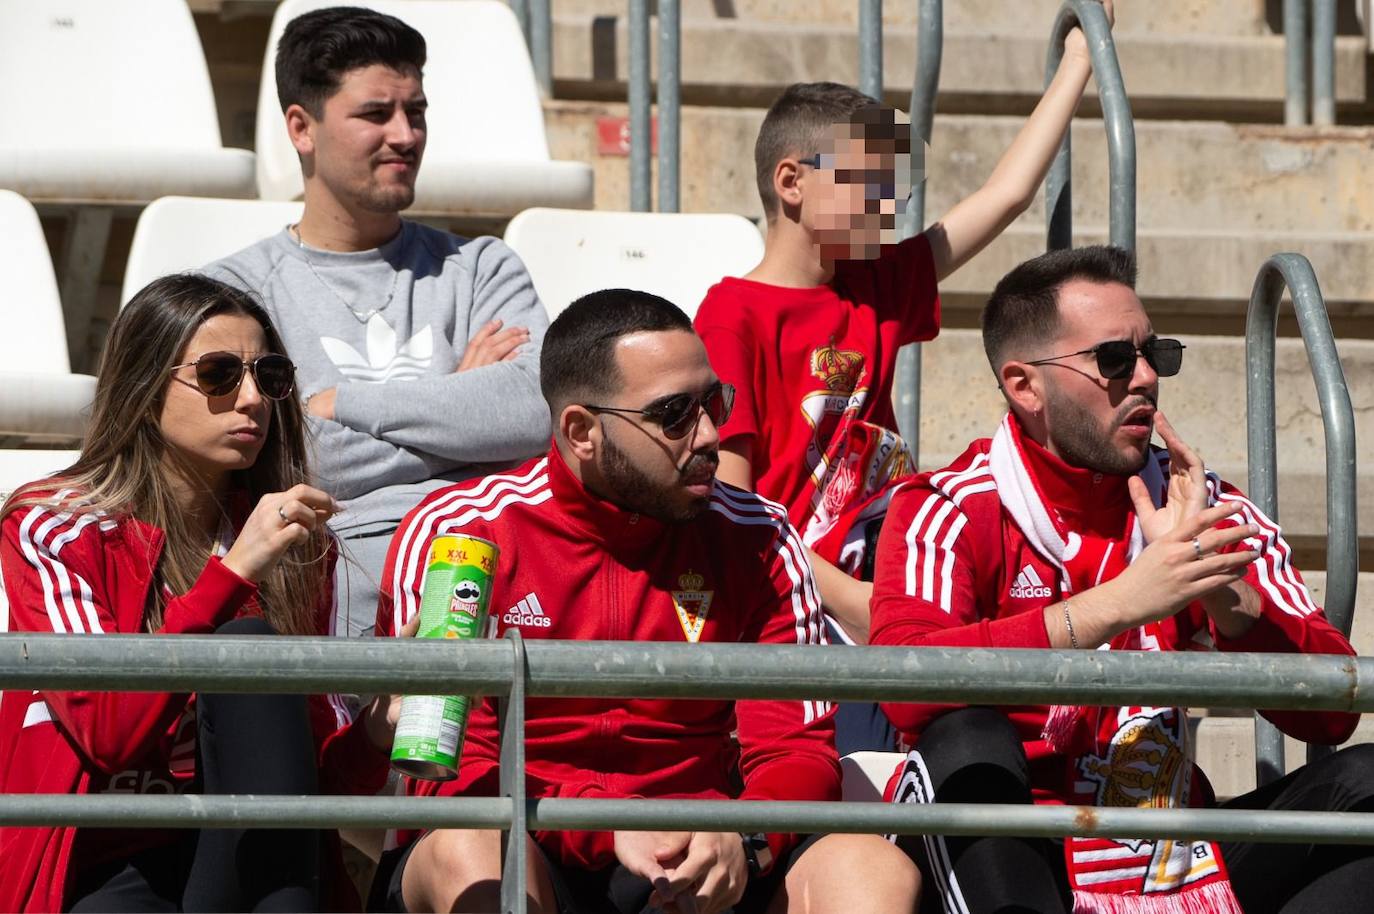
{"left": 671, "top": 570, "right": 713, "bottom": 643}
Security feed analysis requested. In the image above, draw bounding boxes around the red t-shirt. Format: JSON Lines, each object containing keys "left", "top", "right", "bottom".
{"left": 694, "top": 234, "right": 941, "bottom": 532}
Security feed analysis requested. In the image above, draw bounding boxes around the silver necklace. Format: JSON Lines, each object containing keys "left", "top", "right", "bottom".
{"left": 291, "top": 223, "right": 401, "bottom": 325}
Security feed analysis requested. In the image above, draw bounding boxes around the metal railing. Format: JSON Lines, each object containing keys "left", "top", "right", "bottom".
{"left": 893, "top": 0, "right": 943, "bottom": 458}
{"left": 1044, "top": 0, "right": 1136, "bottom": 252}
{"left": 1246, "top": 253, "right": 1360, "bottom": 783}
{"left": 1285, "top": 0, "right": 1338, "bottom": 127}
{"left": 4, "top": 633, "right": 1374, "bottom": 914}
{"left": 509, "top": 0, "right": 553, "bottom": 98}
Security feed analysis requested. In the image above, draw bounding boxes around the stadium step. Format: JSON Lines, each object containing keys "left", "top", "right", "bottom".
{"left": 549, "top": 7, "right": 1369, "bottom": 120}
{"left": 918, "top": 329, "right": 1374, "bottom": 564}
{"left": 1190, "top": 714, "right": 1374, "bottom": 801}
{"left": 544, "top": 101, "right": 1374, "bottom": 321}
{"left": 553, "top": 0, "right": 1292, "bottom": 37}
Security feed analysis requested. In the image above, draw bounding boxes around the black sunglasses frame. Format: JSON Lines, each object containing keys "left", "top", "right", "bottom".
{"left": 1026, "top": 338, "right": 1185, "bottom": 381}
{"left": 584, "top": 383, "right": 735, "bottom": 440}
{"left": 169, "top": 351, "right": 297, "bottom": 401}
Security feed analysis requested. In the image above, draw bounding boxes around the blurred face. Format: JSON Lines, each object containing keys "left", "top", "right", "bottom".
{"left": 302, "top": 64, "right": 428, "bottom": 214}
{"left": 589, "top": 330, "right": 724, "bottom": 523}
{"left": 1034, "top": 281, "right": 1161, "bottom": 474}
{"left": 800, "top": 120, "right": 911, "bottom": 261}
{"left": 159, "top": 314, "right": 275, "bottom": 492}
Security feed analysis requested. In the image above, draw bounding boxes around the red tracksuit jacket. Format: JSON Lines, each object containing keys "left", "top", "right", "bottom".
{"left": 376, "top": 448, "right": 840, "bottom": 869}
{"left": 870, "top": 433, "right": 1358, "bottom": 803}
{"left": 0, "top": 494, "right": 389, "bottom": 913}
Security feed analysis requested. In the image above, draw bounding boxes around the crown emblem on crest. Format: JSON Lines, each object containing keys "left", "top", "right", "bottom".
{"left": 671, "top": 569, "right": 713, "bottom": 643}
{"left": 809, "top": 340, "right": 865, "bottom": 393}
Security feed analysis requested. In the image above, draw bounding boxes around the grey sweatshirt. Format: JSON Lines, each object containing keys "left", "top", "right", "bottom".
{"left": 203, "top": 222, "right": 551, "bottom": 539}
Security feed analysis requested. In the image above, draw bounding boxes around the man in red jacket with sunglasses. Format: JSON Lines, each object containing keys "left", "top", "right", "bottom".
{"left": 374, "top": 288, "right": 919, "bottom": 914}
{"left": 871, "top": 245, "right": 1372, "bottom": 914}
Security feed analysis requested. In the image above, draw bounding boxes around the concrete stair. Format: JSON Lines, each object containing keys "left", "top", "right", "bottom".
{"left": 550, "top": 10, "right": 1369, "bottom": 119}
{"left": 545, "top": 100, "right": 1374, "bottom": 325}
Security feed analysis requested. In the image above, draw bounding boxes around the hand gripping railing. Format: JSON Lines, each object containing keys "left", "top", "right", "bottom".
{"left": 5, "top": 633, "right": 1374, "bottom": 914}
{"left": 1044, "top": 0, "right": 1136, "bottom": 252}
{"left": 1246, "top": 253, "right": 1359, "bottom": 786}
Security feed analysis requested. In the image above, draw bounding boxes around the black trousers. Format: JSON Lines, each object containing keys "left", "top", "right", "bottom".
{"left": 67, "top": 617, "right": 323, "bottom": 913}
{"left": 896, "top": 707, "right": 1374, "bottom": 914}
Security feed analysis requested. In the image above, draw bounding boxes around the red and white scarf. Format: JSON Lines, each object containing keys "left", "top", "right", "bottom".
{"left": 987, "top": 416, "right": 1242, "bottom": 914}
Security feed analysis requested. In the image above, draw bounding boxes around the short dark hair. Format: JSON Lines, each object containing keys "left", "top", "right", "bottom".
{"left": 754, "top": 82, "right": 891, "bottom": 219}
{"left": 276, "top": 6, "right": 427, "bottom": 116}
{"left": 541, "top": 289, "right": 695, "bottom": 413}
{"left": 981, "top": 245, "right": 1138, "bottom": 374}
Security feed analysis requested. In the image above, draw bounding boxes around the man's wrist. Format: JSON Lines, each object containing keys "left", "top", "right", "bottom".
{"left": 740, "top": 832, "right": 771, "bottom": 878}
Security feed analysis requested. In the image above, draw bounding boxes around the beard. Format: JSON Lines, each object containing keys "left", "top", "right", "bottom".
{"left": 599, "top": 431, "right": 717, "bottom": 524}
{"left": 1045, "top": 387, "right": 1154, "bottom": 475}
{"left": 355, "top": 180, "right": 416, "bottom": 214}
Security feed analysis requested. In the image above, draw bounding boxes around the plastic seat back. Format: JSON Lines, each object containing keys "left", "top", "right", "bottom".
{"left": 0, "top": 0, "right": 226, "bottom": 151}
{"left": 503, "top": 209, "right": 766, "bottom": 321}
{"left": 0, "top": 191, "right": 69, "bottom": 373}
{"left": 122, "top": 197, "right": 306, "bottom": 306}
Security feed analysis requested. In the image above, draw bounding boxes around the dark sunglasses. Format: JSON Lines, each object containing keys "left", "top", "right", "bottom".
{"left": 1026, "top": 338, "right": 1185, "bottom": 381}
{"left": 169, "top": 351, "right": 297, "bottom": 400}
{"left": 585, "top": 383, "right": 735, "bottom": 440}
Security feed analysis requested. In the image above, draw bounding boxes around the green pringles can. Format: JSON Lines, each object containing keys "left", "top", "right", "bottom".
{"left": 391, "top": 533, "right": 499, "bottom": 781}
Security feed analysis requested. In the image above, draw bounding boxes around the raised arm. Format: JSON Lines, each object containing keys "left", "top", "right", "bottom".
{"left": 924, "top": 1, "right": 1111, "bottom": 281}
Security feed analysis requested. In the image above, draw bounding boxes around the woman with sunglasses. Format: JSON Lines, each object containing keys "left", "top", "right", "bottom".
{"left": 0, "top": 274, "right": 400, "bottom": 913}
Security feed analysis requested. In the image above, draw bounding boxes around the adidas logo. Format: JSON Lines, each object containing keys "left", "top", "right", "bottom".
{"left": 1009, "top": 564, "right": 1052, "bottom": 599}
{"left": 502, "top": 592, "right": 553, "bottom": 628}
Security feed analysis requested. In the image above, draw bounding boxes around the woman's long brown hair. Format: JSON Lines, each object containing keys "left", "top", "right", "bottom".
{"left": 2, "top": 274, "right": 327, "bottom": 635}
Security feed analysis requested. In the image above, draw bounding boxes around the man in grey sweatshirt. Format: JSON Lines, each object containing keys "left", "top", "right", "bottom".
{"left": 204, "top": 7, "right": 549, "bottom": 636}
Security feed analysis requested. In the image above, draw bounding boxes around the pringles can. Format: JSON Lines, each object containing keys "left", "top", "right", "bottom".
{"left": 390, "top": 534, "right": 499, "bottom": 780}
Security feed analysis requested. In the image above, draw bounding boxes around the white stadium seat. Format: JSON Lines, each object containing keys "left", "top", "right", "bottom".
{"left": 122, "top": 197, "right": 306, "bottom": 306}
{"left": 256, "top": 0, "right": 593, "bottom": 216}
{"left": 503, "top": 208, "right": 766, "bottom": 321}
{"left": 0, "top": 191, "right": 96, "bottom": 444}
{"left": 840, "top": 751, "right": 904, "bottom": 803}
{"left": 0, "top": 0, "right": 255, "bottom": 204}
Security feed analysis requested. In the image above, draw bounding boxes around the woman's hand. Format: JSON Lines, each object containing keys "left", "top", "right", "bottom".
{"left": 222, "top": 484, "right": 339, "bottom": 584}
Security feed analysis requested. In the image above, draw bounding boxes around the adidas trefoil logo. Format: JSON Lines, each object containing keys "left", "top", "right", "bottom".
{"left": 502, "top": 592, "right": 553, "bottom": 628}
{"left": 1009, "top": 564, "right": 1052, "bottom": 599}
{"left": 319, "top": 313, "right": 433, "bottom": 383}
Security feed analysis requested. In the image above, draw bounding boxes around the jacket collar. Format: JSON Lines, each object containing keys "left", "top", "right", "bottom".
{"left": 1011, "top": 415, "right": 1133, "bottom": 539}
{"left": 546, "top": 445, "right": 667, "bottom": 552}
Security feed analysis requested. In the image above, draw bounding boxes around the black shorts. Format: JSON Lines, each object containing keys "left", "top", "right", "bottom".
{"left": 375, "top": 832, "right": 824, "bottom": 914}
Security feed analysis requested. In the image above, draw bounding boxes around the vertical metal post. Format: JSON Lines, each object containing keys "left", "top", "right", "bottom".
{"left": 1044, "top": 0, "right": 1135, "bottom": 252}
{"left": 510, "top": 0, "right": 531, "bottom": 49}
{"left": 1246, "top": 253, "right": 1358, "bottom": 777}
{"left": 658, "top": 0, "right": 681, "bottom": 213}
{"left": 896, "top": 0, "right": 942, "bottom": 454}
{"left": 499, "top": 630, "right": 529, "bottom": 914}
{"left": 1284, "top": 0, "right": 1310, "bottom": 126}
{"left": 530, "top": 0, "right": 553, "bottom": 98}
{"left": 859, "top": 0, "right": 883, "bottom": 100}
{"left": 59, "top": 206, "right": 114, "bottom": 374}
{"left": 1312, "top": 0, "right": 1336, "bottom": 126}
{"left": 628, "top": 0, "right": 652, "bottom": 212}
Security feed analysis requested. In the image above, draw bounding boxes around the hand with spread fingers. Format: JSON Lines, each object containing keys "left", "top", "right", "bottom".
{"left": 222, "top": 483, "right": 339, "bottom": 584}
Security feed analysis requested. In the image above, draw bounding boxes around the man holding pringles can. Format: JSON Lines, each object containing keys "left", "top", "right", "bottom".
{"left": 374, "top": 290, "right": 920, "bottom": 914}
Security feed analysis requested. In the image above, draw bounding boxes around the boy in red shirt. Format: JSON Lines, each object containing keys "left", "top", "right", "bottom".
{"left": 695, "top": 1, "right": 1111, "bottom": 646}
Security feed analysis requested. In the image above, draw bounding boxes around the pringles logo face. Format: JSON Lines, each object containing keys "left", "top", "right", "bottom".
{"left": 448, "top": 579, "right": 483, "bottom": 624}
{"left": 671, "top": 570, "right": 713, "bottom": 643}
{"left": 809, "top": 340, "right": 865, "bottom": 394}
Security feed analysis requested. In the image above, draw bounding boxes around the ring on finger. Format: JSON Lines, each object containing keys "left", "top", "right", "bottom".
{"left": 1191, "top": 537, "right": 1202, "bottom": 560}
{"left": 277, "top": 504, "right": 290, "bottom": 525}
